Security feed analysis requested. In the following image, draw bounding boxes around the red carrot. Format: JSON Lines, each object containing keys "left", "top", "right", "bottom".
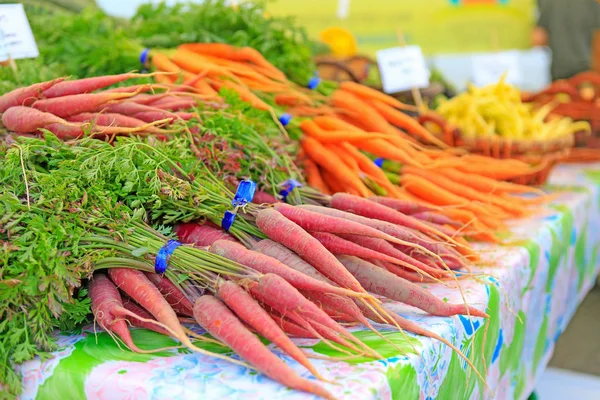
{"left": 357, "top": 301, "right": 487, "bottom": 387}
{"left": 122, "top": 297, "right": 171, "bottom": 336}
{"left": 2, "top": 106, "right": 71, "bottom": 133}
{"left": 33, "top": 91, "right": 142, "bottom": 118}
{"left": 209, "top": 239, "right": 364, "bottom": 298}
{"left": 250, "top": 274, "right": 376, "bottom": 356}
{"left": 104, "top": 102, "right": 176, "bottom": 119}
{"left": 310, "top": 232, "right": 440, "bottom": 280}
{"left": 67, "top": 112, "right": 170, "bottom": 133}
{"left": 268, "top": 310, "right": 317, "bottom": 338}
{"left": 108, "top": 268, "right": 246, "bottom": 365}
{"left": 132, "top": 111, "right": 177, "bottom": 123}
{"left": 102, "top": 84, "right": 158, "bottom": 94}
{"left": 252, "top": 239, "right": 333, "bottom": 284}
{"left": 88, "top": 273, "right": 174, "bottom": 352}
{"left": 255, "top": 207, "right": 368, "bottom": 294}
{"left": 144, "top": 272, "right": 194, "bottom": 317}
{"left": 335, "top": 233, "right": 446, "bottom": 277}
{"left": 152, "top": 98, "right": 198, "bottom": 111}
{"left": 412, "top": 212, "right": 463, "bottom": 227}
{"left": 368, "top": 196, "right": 438, "bottom": 214}
{"left": 129, "top": 93, "right": 172, "bottom": 105}
{"left": 0, "top": 77, "right": 65, "bottom": 112}
{"left": 175, "top": 111, "right": 197, "bottom": 120}
{"left": 272, "top": 203, "right": 428, "bottom": 252}
{"left": 301, "top": 290, "right": 371, "bottom": 327}
{"left": 175, "top": 222, "right": 236, "bottom": 247}
{"left": 252, "top": 190, "right": 281, "bottom": 204}
{"left": 41, "top": 73, "right": 157, "bottom": 98}
{"left": 42, "top": 119, "right": 170, "bottom": 140}
{"left": 338, "top": 256, "right": 488, "bottom": 318}
{"left": 193, "top": 294, "right": 334, "bottom": 399}
{"left": 298, "top": 205, "right": 453, "bottom": 258}
{"left": 331, "top": 193, "right": 448, "bottom": 240}
{"left": 215, "top": 279, "right": 324, "bottom": 380}
{"left": 371, "top": 260, "right": 434, "bottom": 282}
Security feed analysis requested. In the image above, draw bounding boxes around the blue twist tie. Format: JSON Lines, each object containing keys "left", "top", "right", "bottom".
{"left": 222, "top": 179, "right": 257, "bottom": 231}
{"left": 279, "top": 179, "right": 303, "bottom": 201}
{"left": 221, "top": 210, "right": 237, "bottom": 232}
{"left": 279, "top": 113, "right": 292, "bottom": 126}
{"left": 374, "top": 158, "right": 384, "bottom": 168}
{"left": 139, "top": 48, "right": 150, "bottom": 66}
{"left": 155, "top": 240, "right": 182, "bottom": 274}
{"left": 307, "top": 76, "right": 321, "bottom": 90}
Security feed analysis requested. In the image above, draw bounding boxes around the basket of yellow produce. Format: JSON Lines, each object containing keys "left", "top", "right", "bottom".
{"left": 422, "top": 77, "right": 591, "bottom": 185}
{"left": 432, "top": 77, "right": 590, "bottom": 158}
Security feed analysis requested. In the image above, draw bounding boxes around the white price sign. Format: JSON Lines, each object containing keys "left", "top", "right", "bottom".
{"left": 0, "top": 4, "right": 39, "bottom": 62}
{"left": 376, "top": 45, "right": 430, "bottom": 94}
{"left": 471, "top": 51, "right": 521, "bottom": 87}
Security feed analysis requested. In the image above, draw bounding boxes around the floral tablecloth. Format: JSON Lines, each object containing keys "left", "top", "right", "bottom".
{"left": 16, "top": 164, "right": 600, "bottom": 400}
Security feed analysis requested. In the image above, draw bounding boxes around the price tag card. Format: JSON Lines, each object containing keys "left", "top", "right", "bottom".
{"left": 0, "top": 4, "right": 39, "bottom": 62}
{"left": 471, "top": 50, "right": 521, "bottom": 87}
{"left": 376, "top": 45, "right": 430, "bottom": 94}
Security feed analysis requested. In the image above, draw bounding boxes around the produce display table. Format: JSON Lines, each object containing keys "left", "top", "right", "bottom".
{"left": 17, "top": 164, "right": 600, "bottom": 400}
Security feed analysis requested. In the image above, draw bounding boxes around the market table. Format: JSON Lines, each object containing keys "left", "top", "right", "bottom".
{"left": 17, "top": 164, "right": 600, "bottom": 400}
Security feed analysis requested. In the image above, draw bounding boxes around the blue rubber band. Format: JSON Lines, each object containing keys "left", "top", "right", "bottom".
{"left": 222, "top": 180, "right": 256, "bottom": 231}
{"left": 155, "top": 240, "right": 182, "bottom": 274}
{"left": 374, "top": 158, "right": 384, "bottom": 168}
{"left": 279, "top": 113, "right": 292, "bottom": 126}
{"left": 279, "top": 179, "right": 303, "bottom": 201}
{"left": 139, "top": 48, "right": 150, "bottom": 66}
{"left": 307, "top": 76, "right": 321, "bottom": 90}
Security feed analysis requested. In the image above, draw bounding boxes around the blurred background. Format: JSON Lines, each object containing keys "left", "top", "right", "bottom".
{"left": 97, "top": 0, "right": 552, "bottom": 92}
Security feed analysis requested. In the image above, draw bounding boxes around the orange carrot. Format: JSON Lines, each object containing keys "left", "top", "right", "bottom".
{"left": 302, "top": 136, "right": 371, "bottom": 196}
{"left": 313, "top": 115, "right": 364, "bottom": 132}
{"left": 304, "top": 158, "right": 331, "bottom": 194}
{"left": 326, "top": 143, "right": 360, "bottom": 173}
{"left": 353, "top": 138, "right": 418, "bottom": 165}
{"left": 368, "top": 99, "right": 448, "bottom": 148}
{"left": 434, "top": 168, "right": 544, "bottom": 195}
{"left": 331, "top": 90, "right": 397, "bottom": 135}
{"left": 404, "top": 166, "right": 529, "bottom": 216}
{"left": 340, "top": 142, "right": 389, "bottom": 182}
{"left": 321, "top": 169, "right": 355, "bottom": 194}
{"left": 300, "top": 119, "right": 391, "bottom": 143}
{"left": 171, "top": 48, "right": 238, "bottom": 80}
{"left": 401, "top": 174, "right": 470, "bottom": 206}
{"left": 179, "top": 43, "right": 286, "bottom": 81}
{"left": 338, "top": 81, "right": 416, "bottom": 111}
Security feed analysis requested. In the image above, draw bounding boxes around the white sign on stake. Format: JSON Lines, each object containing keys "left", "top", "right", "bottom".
{"left": 471, "top": 50, "right": 521, "bottom": 87}
{"left": 0, "top": 4, "right": 39, "bottom": 62}
{"left": 376, "top": 45, "right": 430, "bottom": 94}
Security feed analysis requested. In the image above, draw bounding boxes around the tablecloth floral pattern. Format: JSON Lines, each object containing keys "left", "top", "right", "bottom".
{"left": 16, "top": 164, "right": 600, "bottom": 400}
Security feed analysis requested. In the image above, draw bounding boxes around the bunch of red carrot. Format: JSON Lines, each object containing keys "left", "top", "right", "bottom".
{"left": 0, "top": 73, "right": 216, "bottom": 139}
{"left": 85, "top": 191, "right": 491, "bottom": 398}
